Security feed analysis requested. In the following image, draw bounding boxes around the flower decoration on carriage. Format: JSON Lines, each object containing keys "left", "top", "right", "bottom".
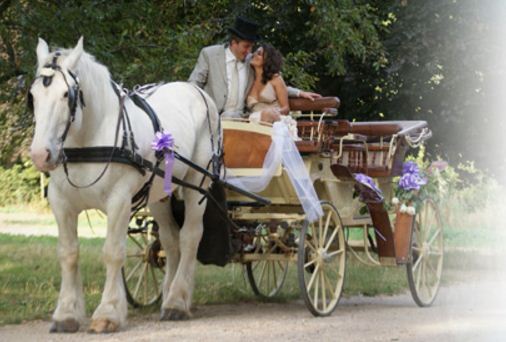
{"left": 353, "top": 173, "right": 384, "bottom": 203}
{"left": 392, "top": 160, "right": 427, "bottom": 215}
{"left": 151, "top": 130, "right": 175, "bottom": 195}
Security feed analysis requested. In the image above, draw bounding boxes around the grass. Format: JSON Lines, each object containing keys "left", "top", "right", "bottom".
{"left": 1, "top": 188, "right": 504, "bottom": 326}
{"left": 0, "top": 230, "right": 484, "bottom": 326}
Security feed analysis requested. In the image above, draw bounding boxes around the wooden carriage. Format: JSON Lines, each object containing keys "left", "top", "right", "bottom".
{"left": 123, "top": 96, "right": 443, "bottom": 315}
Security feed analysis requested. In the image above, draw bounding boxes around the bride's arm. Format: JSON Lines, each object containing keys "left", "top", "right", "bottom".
{"left": 272, "top": 75, "right": 289, "bottom": 115}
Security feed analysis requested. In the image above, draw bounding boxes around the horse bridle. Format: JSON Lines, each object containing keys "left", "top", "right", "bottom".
{"left": 27, "top": 52, "right": 85, "bottom": 145}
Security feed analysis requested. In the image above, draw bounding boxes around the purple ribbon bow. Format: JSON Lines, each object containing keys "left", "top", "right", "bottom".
{"left": 151, "top": 131, "right": 175, "bottom": 195}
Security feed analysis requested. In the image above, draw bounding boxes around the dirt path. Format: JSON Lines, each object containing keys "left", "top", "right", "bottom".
{"left": 1, "top": 269, "right": 505, "bottom": 342}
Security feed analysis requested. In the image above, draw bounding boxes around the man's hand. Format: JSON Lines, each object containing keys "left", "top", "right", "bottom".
{"left": 299, "top": 91, "right": 322, "bottom": 101}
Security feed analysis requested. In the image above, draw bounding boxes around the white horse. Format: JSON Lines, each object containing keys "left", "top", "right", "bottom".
{"left": 29, "top": 37, "right": 219, "bottom": 333}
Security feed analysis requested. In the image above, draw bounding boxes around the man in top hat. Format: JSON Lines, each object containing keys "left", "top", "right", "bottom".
{"left": 189, "top": 16, "right": 320, "bottom": 118}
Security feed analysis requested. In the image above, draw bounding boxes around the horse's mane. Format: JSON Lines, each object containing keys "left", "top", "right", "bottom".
{"left": 39, "top": 48, "right": 117, "bottom": 115}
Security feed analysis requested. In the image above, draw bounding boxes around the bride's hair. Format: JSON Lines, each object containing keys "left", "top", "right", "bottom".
{"left": 261, "top": 43, "right": 283, "bottom": 84}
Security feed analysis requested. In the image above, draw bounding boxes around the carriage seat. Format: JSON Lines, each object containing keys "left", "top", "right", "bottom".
{"left": 289, "top": 96, "right": 340, "bottom": 115}
{"left": 291, "top": 97, "right": 341, "bottom": 153}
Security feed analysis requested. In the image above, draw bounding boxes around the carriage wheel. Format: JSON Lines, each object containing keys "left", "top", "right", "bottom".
{"left": 407, "top": 198, "right": 444, "bottom": 307}
{"left": 122, "top": 218, "right": 165, "bottom": 307}
{"left": 246, "top": 234, "right": 289, "bottom": 298}
{"left": 297, "top": 201, "right": 346, "bottom": 316}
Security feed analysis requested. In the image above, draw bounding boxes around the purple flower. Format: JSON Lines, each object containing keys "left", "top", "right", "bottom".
{"left": 399, "top": 172, "right": 427, "bottom": 191}
{"left": 152, "top": 131, "right": 174, "bottom": 151}
{"left": 354, "top": 173, "right": 384, "bottom": 201}
{"left": 402, "top": 161, "right": 420, "bottom": 175}
{"left": 152, "top": 131, "right": 175, "bottom": 195}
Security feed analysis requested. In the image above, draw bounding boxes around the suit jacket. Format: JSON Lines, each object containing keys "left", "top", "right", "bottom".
{"left": 188, "top": 44, "right": 298, "bottom": 113}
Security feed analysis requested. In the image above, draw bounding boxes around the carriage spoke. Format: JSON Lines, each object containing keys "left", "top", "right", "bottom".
{"left": 415, "top": 261, "right": 423, "bottom": 292}
{"left": 324, "top": 226, "right": 340, "bottom": 251}
{"left": 322, "top": 211, "right": 332, "bottom": 247}
{"left": 266, "top": 260, "right": 271, "bottom": 291}
{"left": 150, "top": 266, "right": 160, "bottom": 298}
{"left": 128, "top": 235, "right": 144, "bottom": 251}
{"left": 133, "top": 262, "right": 148, "bottom": 301}
{"left": 125, "top": 260, "right": 143, "bottom": 282}
{"left": 257, "top": 258, "right": 269, "bottom": 288}
{"left": 318, "top": 216, "right": 323, "bottom": 246}
{"left": 304, "top": 258, "right": 317, "bottom": 268}
{"left": 427, "top": 228, "right": 442, "bottom": 247}
{"left": 272, "top": 262, "right": 278, "bottom": 289}
{"left": 143, "top": 260, "right": 149, "bottom": 303}
{"left": 127, "top": 252, "right": 144, "bottom": 258}
{"left": 277, "top": 260, "right": 286, "bottom": 273}
{"left": 320, "top": 271, "right": 327, "bottom": 311}
{"left": 412, "top": 252, "right": 423, "bottom": 272}
{"left": 306, "top": 239, "right": 318, "bottom": 253}
{"left": 252, "top": 259, "right": 262, "bottom": 272}
{"left": 326, "top": 248, "right": 344, "bottom": 259}
{"left": 425, "top": 258, "right": 438, "bottom": 279}
{"left": 323, "top": 272, "right": 336, "bottom": 300}
{"left": 313, "top": 269, "right": 320, "bottom": 309}
{"left": 306, "top": 264, "right": 320, "bottom": 292}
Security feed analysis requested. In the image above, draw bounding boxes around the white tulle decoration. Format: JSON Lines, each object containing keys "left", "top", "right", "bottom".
{"left": 225, "top": 121, "right": 322, "bottom": 222}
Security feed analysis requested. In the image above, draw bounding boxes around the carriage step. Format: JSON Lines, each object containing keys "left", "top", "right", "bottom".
{"left": 227, "top": 200, "right": 267, "bottom": 208}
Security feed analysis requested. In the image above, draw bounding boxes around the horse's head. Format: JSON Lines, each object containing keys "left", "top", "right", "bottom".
{"left": 29, "top": 37, "right": 85, "bottom": 172}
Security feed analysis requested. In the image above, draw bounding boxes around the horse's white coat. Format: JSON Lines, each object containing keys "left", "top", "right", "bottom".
{"left": 30, "top": 37, "right": 219, "bottom": 330}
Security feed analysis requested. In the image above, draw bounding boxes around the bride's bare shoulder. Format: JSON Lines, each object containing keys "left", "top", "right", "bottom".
{"left": 271, "top": 74, "right": 286, "bottom": 87}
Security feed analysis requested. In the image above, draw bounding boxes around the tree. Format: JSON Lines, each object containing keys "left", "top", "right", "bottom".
{"left": 1, "top": 0, "right": 503, "bottom": 179}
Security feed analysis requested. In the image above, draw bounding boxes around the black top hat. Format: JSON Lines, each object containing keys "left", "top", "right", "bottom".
{"left": 228, "top": 16, "right": 261, "bottom": 42}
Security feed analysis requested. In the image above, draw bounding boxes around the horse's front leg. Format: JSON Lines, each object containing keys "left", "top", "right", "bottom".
{"left": 49, "top": 195, "right": 84, "bottom": 333}
{"left": 88, "top": 199, "right": 130, "bottom": 333}
{"left": 160, "top": 186, "right": 205, "bottom": 321}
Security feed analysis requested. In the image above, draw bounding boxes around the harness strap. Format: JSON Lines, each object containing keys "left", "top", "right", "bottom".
{"left": 62, "top": 90, "right": 125, "bottom": 189}
{"left": 130, "top": 93, "right": 162, "bottom": 134}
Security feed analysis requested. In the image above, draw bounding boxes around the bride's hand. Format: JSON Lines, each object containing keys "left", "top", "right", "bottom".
{"left": 261, "top": 108, "right": 281, "bottom": 122}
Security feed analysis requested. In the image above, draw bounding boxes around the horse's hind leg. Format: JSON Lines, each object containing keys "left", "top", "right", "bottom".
{"left": 49, "top": 195, "right": 84, "bottom": 333}
{"left": 89, "top": 199, "right": 130, "bottom": 333}
{"left": 148, "top": 200, "right": 181, "bottom": 309}
{"left": 160, "top": 179, "right": 205, "bottom": 320}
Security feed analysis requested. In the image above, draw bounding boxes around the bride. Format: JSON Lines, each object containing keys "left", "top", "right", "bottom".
{"left": 247, "top": 43, "right": 291, "bottom": 124}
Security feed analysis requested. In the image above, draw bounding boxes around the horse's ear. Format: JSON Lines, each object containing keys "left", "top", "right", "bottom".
{"left": 36, "top": 38, "right": 50, "bottom": 68}
{"left": 62, "top": 36, "right": 84, "bottom": 70}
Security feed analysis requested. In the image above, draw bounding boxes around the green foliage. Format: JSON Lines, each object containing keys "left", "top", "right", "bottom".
{"left": 0, "top": 160, "right": 42, "bottom": 205}
{"left": 0, "top": 0, "right": 503, "bottom": 180}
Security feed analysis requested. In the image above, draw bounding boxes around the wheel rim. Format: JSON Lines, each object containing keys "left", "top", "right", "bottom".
{"left": 407, "top": 199, "right": 443, "bottom": 306}
{"left": 122, "top": 220, "right": 165, "bottom": 307}
{"left": 298, "top": 202, "right": 346, "bottom": 316}
{"left": 246, "top": 234, "right": 289, "bottom": 298}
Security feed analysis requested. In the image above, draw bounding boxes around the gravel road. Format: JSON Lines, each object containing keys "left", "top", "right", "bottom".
{"left": 1, "top": 268, "right": 505, "bottom": 342}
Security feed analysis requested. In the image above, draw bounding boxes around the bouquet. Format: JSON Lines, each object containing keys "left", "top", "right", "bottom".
{"left": 392, "top": 160, "right": 449, "bottom": 216}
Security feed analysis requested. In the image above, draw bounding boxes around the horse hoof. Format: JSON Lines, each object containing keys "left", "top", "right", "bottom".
{"left": 49, "top": 318, "right": 80, "bottom": 333}
{"left": 160, "top": 308, "right": 190, "bottom": 321}
{"left": 88, "top": 319, "right": 119, "bottom": 334}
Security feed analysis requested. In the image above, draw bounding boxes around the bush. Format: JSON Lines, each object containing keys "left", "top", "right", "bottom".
{"left": 0, "top": 160, "right": 43, "bottom": 205}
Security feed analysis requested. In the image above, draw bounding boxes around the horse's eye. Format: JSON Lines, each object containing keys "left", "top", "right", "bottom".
{"left": 63, "top": 91, "right": 68, "bottom": 98}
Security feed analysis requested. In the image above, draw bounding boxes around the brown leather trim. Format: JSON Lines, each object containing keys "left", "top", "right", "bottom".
{"left": 289, "top": 96, "right": 340, "bottom": 111}
{"left": 223, "top": 129, "right": 271, "bottom": 168}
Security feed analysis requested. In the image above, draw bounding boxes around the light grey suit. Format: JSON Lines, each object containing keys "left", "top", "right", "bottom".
{"left": 188, "top": 44, "right": 299, "bottom": 114}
